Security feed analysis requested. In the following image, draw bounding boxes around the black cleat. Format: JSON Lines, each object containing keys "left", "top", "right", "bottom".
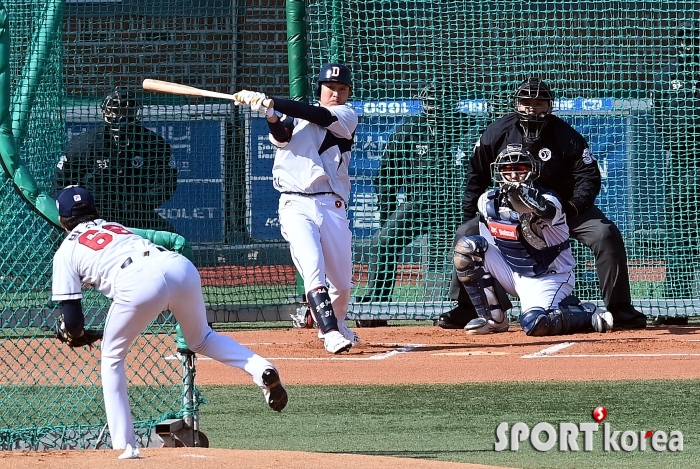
{"left": 436, "top": 305, "right": 477, "bottom": 329}
{"left": 355, "top": 320, "right": 388, "bottom": 327}
{"left": 652, "top": 315, "right": 689, "bottom": 326}
{"left": 261, "top": 368, "right": 288, "bottom": 412}
{"left": 354, "top": 296, "right": 389, "bottom": 327}
{"left": 609, "top": 305, "right": 647, "bottom": 330}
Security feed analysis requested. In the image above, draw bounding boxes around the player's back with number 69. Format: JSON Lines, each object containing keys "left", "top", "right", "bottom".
{"left": 51, "top": 185, "right": 288, "bottom": 459}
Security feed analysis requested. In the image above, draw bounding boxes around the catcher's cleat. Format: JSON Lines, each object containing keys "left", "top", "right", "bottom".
{"left": 464, "top": 316, "right": 509, "bottom": 334}
{"left": 261, "top": 368, "right": 288, "bottom": 412}
{"left": 590, "top": 308, "right": 614, "bottom": 332}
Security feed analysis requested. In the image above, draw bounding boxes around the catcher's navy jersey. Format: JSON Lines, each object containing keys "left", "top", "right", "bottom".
{"left": 477, "top": 189, "right": 575, "bottom": 276}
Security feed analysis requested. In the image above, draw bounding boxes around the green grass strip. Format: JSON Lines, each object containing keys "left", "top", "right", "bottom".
{"left": 199, "top": 380, "right": 700, "bottom": 469}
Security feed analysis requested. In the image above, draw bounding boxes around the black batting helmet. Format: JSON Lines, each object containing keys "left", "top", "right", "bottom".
{"left": 100, "top": 87, "right": 141, "bottom": 127}
{"left": 513, "top": 77, "right": 554, "bottom": 140}
{"left": 315, "top": 63, "right": 353, "bottom": 97}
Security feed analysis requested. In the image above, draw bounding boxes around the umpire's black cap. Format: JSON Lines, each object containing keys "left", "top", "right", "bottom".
{"left": 56, "top": 185, "right": 97, "bottom": 217}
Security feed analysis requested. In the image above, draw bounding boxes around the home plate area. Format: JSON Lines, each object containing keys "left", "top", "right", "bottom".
{"left": 190, "top": 325, "right": 700, "bottom": 385}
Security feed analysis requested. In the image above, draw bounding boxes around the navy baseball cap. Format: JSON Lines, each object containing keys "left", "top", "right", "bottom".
{"left": 56, "top": 185, "right": 97, "bottom": 217}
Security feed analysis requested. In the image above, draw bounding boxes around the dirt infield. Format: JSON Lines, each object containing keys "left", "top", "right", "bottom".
{"left": 4, "top": 323, "right": 700, "bottom": 468}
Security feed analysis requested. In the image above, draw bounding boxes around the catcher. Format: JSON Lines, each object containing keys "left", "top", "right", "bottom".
{"left": 52, "top": 185, "right": 287, "bottom": 459}
{"left": 453, "top": 145, "right": 613, "bottom": 336}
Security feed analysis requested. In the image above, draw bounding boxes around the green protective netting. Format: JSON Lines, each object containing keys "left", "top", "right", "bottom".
{"left": 1, "top": 0, "right": 698, "bottom": 448}
{"left": 0, "top": 0, "right": 295, "bottom": 449}
{"left": 306, "top": 0, "right": 696, "bottom": 319}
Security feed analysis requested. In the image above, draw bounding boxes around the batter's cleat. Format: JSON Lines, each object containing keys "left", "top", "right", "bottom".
{"left": 464, "top": 317, "right": 509, "bottom": 334}
{"left": 117, "top": 444, "right": 140, "bottom": 459}
{"left": 590, "top": 308, "right": 614, "bottom": 333}
{"left": 437, "top": 304, "right": 478, "bottom": 329}
{"left": 609, "top": 305, "right": 647, "bottom": 329}
{"left": 338, "top": 322, "right": 362, "bottom": 345}
{"left": 323, "top": 330, "right": 352, "bottom": 354}
{"left": 261, "top": 368, "right": 288, "bottom": 412}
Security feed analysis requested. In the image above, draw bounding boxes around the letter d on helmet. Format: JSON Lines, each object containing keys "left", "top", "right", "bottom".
{"left": 315, "top": 63, "right": 353, "bottom": 97}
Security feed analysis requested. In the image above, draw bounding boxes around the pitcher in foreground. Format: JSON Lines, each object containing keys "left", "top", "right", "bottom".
{"left": 51, "top": 185, "right": 287, "bottom": 459}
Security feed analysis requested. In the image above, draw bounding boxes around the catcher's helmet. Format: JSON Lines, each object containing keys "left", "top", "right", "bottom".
{"left": 492, "top": 144, "right": 540, "bottom": 187}
{"left": 100, "top": 87, "right": 141, "bottom": 127}
{"left": 315, "top": 63, "right": 353, "bottom": 97}
{"left": 513, "top": 77, "right": 554, "bottom": 140}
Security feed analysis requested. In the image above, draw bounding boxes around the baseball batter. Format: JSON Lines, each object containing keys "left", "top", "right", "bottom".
{"left": 453, "top": 146, "right": 613, "bottom": 336}
{"left": 51, "top": 185, "right": 287, "bottom": 459}
{"left": 233, "top": 63, "right": 359, "bottom": 354}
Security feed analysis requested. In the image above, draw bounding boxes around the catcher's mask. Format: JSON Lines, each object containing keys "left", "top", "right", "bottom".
{"left": 416, "top": 81, "right": 457, "bottom": 125}
{"left": 492, "top": 145, "right": 540, "bottom": 187}
{"left": 101, "top": 87, "right": 141, "bottom": 145}
{"left": 513, "top": 77, "right": 554, "bottom": 140}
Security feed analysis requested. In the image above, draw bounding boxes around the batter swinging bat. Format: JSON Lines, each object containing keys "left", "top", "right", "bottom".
{"left": 142, "top": 79, "right": 240, "bottom": 101}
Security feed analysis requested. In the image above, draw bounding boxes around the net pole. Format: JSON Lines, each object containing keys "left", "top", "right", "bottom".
{"left": 285, "top": 0, "right": 308, "bottom": 100}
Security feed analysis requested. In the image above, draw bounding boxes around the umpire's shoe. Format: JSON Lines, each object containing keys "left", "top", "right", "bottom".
{"left": 261, "top": 368, "right": 288, "bottom": 412}
{"left": 436, "top": 303, "right": 478, "bottom": 329}
{"left": 608, "top": 304, "right": 647, "bottom": 330}
{"left": 652, "top": 315, "right": 689, "bottom": 326}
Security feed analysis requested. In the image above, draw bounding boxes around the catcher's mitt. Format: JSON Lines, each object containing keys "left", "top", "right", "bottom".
{"left": 508, "top": 184, "right": 548, "bottom": 215}
{"left": 55, "top": 316, "right": 103, "bottom": 348}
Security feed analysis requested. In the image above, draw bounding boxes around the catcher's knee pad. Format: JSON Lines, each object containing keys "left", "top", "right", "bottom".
{"left": 453, "top": 235, "right": 489, "bottom": 285}
{"left": 520, "top": 307, "right": 562, "bottom": 336}
{"left": 307, "top": 286, "right": 339, "bottom": 334}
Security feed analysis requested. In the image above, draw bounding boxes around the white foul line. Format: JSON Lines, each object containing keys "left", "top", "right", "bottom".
{"left": 165, "top": 344, "right": 424, "bottom": 362}
{"left": 536, "top": 353, "right": 700, "bottom": 358}
{"left": 522, "top": 342, "right": 576, "bottom": 358}
{"left": 266, "top": 344, "right": 424, "bottom": 361}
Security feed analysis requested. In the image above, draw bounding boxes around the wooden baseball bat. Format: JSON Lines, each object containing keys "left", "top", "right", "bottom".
{"left": 142, "top": 79, "right": 239, "bottom": 101}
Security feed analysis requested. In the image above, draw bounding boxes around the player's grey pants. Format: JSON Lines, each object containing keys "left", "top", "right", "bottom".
{"left": 101, "top": 251, "right": 274, "bottom": 449}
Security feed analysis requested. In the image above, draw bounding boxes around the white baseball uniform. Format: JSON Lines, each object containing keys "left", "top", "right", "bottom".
{"left": 52, "top": 219, "right": 277, "bottom": 450}
{"left": 477, "top": 189, "right": 575, "bottom": 312}
{"left": 270, "top": 104, "right": 358, "bottom": 322}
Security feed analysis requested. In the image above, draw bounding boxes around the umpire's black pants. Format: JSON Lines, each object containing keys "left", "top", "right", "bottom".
{"left": 447, "top": 205, "right": 632, "bottom": 310}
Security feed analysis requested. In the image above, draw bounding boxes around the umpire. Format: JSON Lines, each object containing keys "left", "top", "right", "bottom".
{"left": 438, "top": 77, "right": 647, "bottom": 330}
{"left": 54, "top": 87, "right": 178, "bottom": 232}
{"left": 356, "top": 83, "right": 469, "bottom": 322}
{"left": 650, "top": 19, "right": 699, "bottom": 323}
